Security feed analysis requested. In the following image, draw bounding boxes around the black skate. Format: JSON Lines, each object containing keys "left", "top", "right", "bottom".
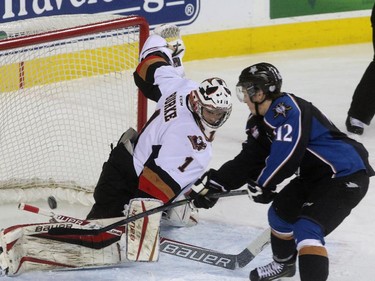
{"left": 249, "top": 260, "right": 296, "bottom": 281}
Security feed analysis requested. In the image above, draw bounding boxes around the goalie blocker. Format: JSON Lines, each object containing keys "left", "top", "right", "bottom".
{"left": 0, "top": 198, "right": 162, "bottom": 276}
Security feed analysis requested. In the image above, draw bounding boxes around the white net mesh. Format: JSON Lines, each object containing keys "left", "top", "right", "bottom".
{"left": 0, "top": 15, "right": 148, "bottom": 205}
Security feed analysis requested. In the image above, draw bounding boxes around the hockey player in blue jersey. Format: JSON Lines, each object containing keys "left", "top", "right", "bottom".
{"left": 192, "top": 63, "right": 374, "bottom": 281}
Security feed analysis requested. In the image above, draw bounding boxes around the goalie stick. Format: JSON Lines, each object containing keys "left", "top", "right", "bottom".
{"left": 47, "top": 189, "right": 248, "bottom": 236}
{"left": 19, "top": 201, "right": 270, "bottom": 270}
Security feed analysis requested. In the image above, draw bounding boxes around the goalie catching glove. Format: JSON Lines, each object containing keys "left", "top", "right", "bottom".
{"left": 153, "top": 24, "right": 185, "bottom": 77}
{"left": 247, "top": 180, "right": 277, "bottom": 204}
{"left": 189, "top": 169, "right": 227, "bottom": 209}
{"left": 154, "top": 23, "right": 185, "bottom": 64}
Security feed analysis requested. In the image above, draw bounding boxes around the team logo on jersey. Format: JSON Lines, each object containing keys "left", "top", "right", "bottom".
{"left": 272, "top": 102, "right": 292, "bottom": 118}
{"left": 250, "top": 125, "right": 259, "bottom": 139}
{"left": 188, "top": 135, "right": 207, "bottom": 151}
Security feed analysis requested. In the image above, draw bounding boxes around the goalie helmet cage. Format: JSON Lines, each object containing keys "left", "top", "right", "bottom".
{"left": 0, "top": 14, "right": 149, "bottom": 205}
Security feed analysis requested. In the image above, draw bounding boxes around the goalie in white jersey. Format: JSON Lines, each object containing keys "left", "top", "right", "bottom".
{"left": 86, "top": 29, "right": 233, "bottom": 226}
{"left": 0, "top": 26, "right": 232, "bottom": 276}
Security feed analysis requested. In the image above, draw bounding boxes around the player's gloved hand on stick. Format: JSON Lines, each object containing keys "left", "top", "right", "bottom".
{"left": 189, "top": 169, "right": 227, "bottom": 209}
{"left": 247, "top": 180, "right": 277, "bottom": 204}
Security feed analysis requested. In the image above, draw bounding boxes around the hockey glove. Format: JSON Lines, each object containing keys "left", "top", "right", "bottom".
{"left": 154, "top": 24, "right": 185, "bottom": 61}
{"left": 189, "top": 169, "right": 227, "bottom": 209}
{"left": 247, "top": 180, "right": 277, "bottom": 204}
{"left": 154, "top": 23, "right": 185, "bottom": 76}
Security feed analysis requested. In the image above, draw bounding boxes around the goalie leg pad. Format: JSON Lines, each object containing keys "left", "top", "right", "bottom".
{"left": 125, "top": 198, "right": 163, "bottom": 262}
{"left": 0, "top": 218, "right": 126, "bottom": 276}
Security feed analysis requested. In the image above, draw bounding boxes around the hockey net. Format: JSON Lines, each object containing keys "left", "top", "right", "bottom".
{"left": 0, "top": 15, "right": 149, "bottom": 205}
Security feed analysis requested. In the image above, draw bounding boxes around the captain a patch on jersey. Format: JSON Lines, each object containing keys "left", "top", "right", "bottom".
{"left": 250, "top": 125, "right": 260, "bottom": 139}
{"left": 272, "top": 102, "right": 292, "bottom": 118}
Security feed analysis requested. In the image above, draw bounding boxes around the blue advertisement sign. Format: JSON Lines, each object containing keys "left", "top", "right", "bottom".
{"left": 1, "top": 0, "right": 200, "bottom": 27}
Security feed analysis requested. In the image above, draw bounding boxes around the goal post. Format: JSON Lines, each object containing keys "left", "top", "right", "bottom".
{"left": 0, "top": 15, "right": 149, "bottom": 205}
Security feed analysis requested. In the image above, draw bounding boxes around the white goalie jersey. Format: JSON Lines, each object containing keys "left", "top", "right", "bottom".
{"left": 133, "top": 34, "right": 213, "bottom": 203}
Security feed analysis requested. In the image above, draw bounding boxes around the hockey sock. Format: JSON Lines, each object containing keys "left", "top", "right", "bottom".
{"left": 299, "top": 246, "right": 329, "bottom": 281}
{"left": 271, "top": 230, "right": 297, "bottom": 263}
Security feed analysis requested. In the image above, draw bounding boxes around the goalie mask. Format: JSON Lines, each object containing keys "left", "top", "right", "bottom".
{"left": 189, "top": 78, "right": 232, "bottom": 140}
{"left": 236, "top": 62, "right": 282, "bottom": 102}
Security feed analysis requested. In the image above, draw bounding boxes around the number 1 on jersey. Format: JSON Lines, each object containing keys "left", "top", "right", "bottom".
{"left": 178, "top": 157, "right": 194, "bottom": 172}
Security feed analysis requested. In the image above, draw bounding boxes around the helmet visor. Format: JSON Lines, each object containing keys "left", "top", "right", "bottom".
{"left": 236, "top": 82, "right": 259, "bottom": 102}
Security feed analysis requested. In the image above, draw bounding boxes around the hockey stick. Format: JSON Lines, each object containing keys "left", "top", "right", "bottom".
{"left": 160, "top": 227, "right": 270, "bottom": 270}
{"left": 19, "top": 189, "right": 248, "bottom": 224}
{"left": 47, "top": 199, "right": 189, "bottom": 235}
{"left": 44, "top": 189, "right": 248, "bottom": 236}
{"left": 19, "top": 202, "right": 269, "bottom": 270}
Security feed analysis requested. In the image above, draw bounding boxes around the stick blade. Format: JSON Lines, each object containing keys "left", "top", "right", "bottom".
{"left": 160, "top": 237, "right": 237, "bottom": 270}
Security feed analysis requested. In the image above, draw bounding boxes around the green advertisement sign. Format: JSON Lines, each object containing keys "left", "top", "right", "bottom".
{"left": 270, "top": 0, "right": 374, "bottom": 19}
